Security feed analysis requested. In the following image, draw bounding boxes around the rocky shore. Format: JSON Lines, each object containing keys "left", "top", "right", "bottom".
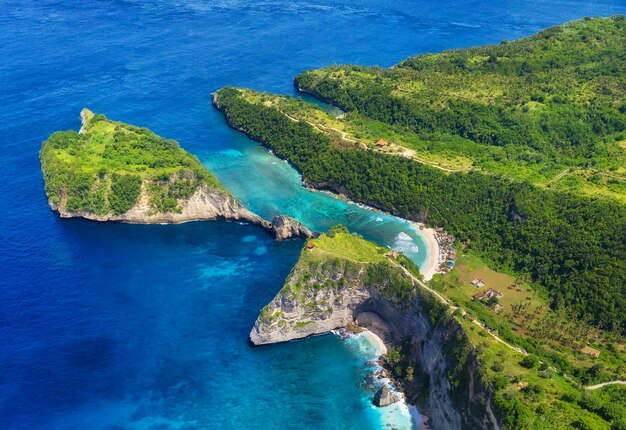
{"left": 270, "top": 215, "right": 316, "bottom": 240}
{"left": 50, "top": 183, "right": 271, "bottom": 227}
{"left": 52, "top": 190, "right": 318, "bottom": 241}
{"left": 248, "top": 232, "right": 500, "bottom": 430}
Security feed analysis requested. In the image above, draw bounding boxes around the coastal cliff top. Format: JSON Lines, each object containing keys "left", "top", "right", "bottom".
{"left": 253, "top": 225, "right": 420, "bottom": 341}
{"left": 302, "top": 225, "right": 388, "bottom": 264}
{"left": 277, "top": 225, "right": 420, "bottom": 305}
{"left": 40, "top": 109, "right": 225, "bottom": 216}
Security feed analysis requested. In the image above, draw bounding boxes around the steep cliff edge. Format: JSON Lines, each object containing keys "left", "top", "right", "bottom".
{"left": 250, "top": 226, "right": 501, "bottom": 430}
{"left": 249, "top": 225, "right": 418, "bottom": 345}
{"left": 40, "top": 109, "right": 269, "bottom": 227}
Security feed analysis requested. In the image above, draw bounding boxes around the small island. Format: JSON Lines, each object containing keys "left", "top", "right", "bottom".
{"left": 39, "top": 109, "right": 269, "bottom": 226}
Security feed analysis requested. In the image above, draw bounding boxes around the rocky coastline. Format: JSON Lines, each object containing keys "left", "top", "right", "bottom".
{"left": 248, "top": 242, "right": 499, "bottom": 430}
{"left": 50, "top": 183, "right": 270, "bottom": 227}
{"left": 50, "top": 189, "right": 315, "bottom": 241}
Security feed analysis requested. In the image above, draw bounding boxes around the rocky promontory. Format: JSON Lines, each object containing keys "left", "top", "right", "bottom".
{"left": 40, "top": 109, "right": 270, "bottom": 228}
{"left": 271, "top": 215, "right": 316, "bottom": 240}
{"left": 249, "top": 225, "right": 419, "bottom": 345}
{"left": 249, "top": 225, "right": 503, "bottom": 430}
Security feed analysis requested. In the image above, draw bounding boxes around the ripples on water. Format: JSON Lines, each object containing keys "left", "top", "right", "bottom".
{"left": 1, "top": 0, "right": 624, "bottom": 428}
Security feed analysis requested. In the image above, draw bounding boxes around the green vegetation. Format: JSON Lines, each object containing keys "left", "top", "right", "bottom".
{"left": 444, "top": 309, "right": 626, "bottom": 429}
{"left": 430, "top": 250, "right": 626, "bottom": 429}
{"left": 216, "top": 19, "right": 626, "bottom": 426}
{"left": 281, "top": 225, "right": 418, "bottom": 306}
{"left": 296, "top": 16, "right": 626, "bottom": 202}
{"left": 303, "top": 225, "right": 387, "bottom": 264}
{"left": 214, "top": 84, "right": 626, "bottom": 335}
{"left": 40, "top": 109, "right": 223, "bottom": 216}
{"left": 271, "top": 223, "right": 625, "bottom": 428}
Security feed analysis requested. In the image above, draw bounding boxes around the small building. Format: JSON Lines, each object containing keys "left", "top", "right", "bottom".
{"left": 306, "top": 242, "right": 315, "bottom": 250}
{"left": 581, "top": 346, "right": 600, "bottom": 358}
{"left": 387, "top": 250, "right": 400, "bottom": 259}
{"left": 471, "top": 279, "right": 486, "bottom": 288}
{"left": 473, "top": 288, "right": 503, "bottom": 301}
{"left": 375, "top": 139, "right": 388, "bottom": 147}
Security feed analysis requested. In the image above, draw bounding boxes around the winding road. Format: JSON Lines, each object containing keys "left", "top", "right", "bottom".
{"left": 585, "top": 380, "right": 626, "bottom": 390}
{"left": 281, "top": 111, "right": 468, "bottom": 173}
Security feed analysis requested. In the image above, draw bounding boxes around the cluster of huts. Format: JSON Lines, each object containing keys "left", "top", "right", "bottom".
{"left": 434, "top": 228, "right": 456, "bottom": 273}
{"left": 470, "top": 279, "right": 503, "bottom": 309}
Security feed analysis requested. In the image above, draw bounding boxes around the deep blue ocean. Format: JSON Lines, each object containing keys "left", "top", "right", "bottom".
{"left": 1, "top": 1, "right": 624, "bottom": 429}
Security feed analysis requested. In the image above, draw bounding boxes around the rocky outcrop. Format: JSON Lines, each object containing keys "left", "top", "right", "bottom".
{"left": 373, "top": 385, "right": 398, "bottom": 407}
{"left": 271, "top": 215, "right": 315, "bottom": 240}
{"left": 249, "top": 249, "right": 499, "bottom": 429}
{"left": 249, "top": 261, "right": 376, "bottom": 345}
{"left": 51, "top": 183, "right": 271, "bottom": 227}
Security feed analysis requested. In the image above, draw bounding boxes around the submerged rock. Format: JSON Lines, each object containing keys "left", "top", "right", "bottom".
{"left": 373, "top": 385, "right": 399, "bottom": 407}
{"left": 271, "top": 215, "right": 315, "bottom": 240}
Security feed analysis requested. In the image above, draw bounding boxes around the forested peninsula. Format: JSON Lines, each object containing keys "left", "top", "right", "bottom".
{"left": 39, "top": 109, "right": 268, "bottom": 226}
{"left": 213, "top": 16, "right": 626, "bottom": 336}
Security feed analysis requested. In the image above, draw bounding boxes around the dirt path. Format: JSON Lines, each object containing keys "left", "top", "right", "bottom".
{"left": 548, "top": 168, "right": 572, "bottom": 185}
{"left": 281, "top": 111, "right": 467, "bottom": 173}
{"left": 548, "top": 167, "right": 626, "bottom": 186}
{"left": 585, "top": 381, "right": 626, "bottom": 390}
{"left": 386, "top": 257, "right": 528, "bottom": 356}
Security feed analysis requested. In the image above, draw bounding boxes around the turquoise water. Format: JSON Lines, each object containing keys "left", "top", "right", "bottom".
{"left": 203, "top": 134, "right": 429, "bottom": 268}
{"left": 2, "top": 0, "right": 624, "bottom": 428}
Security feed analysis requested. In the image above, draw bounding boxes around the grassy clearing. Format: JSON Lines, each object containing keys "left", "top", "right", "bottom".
{"left": 433, "top": 251, "right": 626, "bottom": 385}
{"left": 436, "top": 252, "right": 547, "bottom": 320}
{"left": 301, "top": 226, "right": 387, "bottom": 264}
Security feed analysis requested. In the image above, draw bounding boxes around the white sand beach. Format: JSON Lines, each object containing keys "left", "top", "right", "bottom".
{"left": 411, "top": 223, "right": 440, "bottom": 281}
{"left": 360, "top": 329, "right": 388, "bottom": 356}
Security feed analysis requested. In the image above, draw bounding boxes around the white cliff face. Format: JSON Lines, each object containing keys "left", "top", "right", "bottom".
{"left": 249, "top": 253, "right": 503, "bottom": 430}
{"left": 250, "top": 283, "right": 373, "bottom": 345}
{"left": 52, "top": 183, "right": 270, "bottom": 227}
{"left": 250, "top": 261, "right": 376, "bottom": 345}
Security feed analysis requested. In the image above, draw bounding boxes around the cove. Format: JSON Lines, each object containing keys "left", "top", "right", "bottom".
{"left": 202, "top": 123, "right": 431, "bottom": 269}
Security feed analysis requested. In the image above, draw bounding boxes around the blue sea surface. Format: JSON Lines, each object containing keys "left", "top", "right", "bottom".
{"left": 1, "top": 1, "right": 624, "bottom": 429}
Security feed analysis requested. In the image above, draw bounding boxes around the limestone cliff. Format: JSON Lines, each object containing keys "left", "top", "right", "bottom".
{"left": 250, "top": 228, "right": 500, "bottom": 430}
{"left": 249, "top": 227, "right": 417, "bottom": 345}
{"left": 51, "top": 182, "right": 270, "bottom": 226}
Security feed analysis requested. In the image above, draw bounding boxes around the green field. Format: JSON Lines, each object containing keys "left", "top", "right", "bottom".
{"left": 303, "top": 228, "right": 388, "bottom": 264}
